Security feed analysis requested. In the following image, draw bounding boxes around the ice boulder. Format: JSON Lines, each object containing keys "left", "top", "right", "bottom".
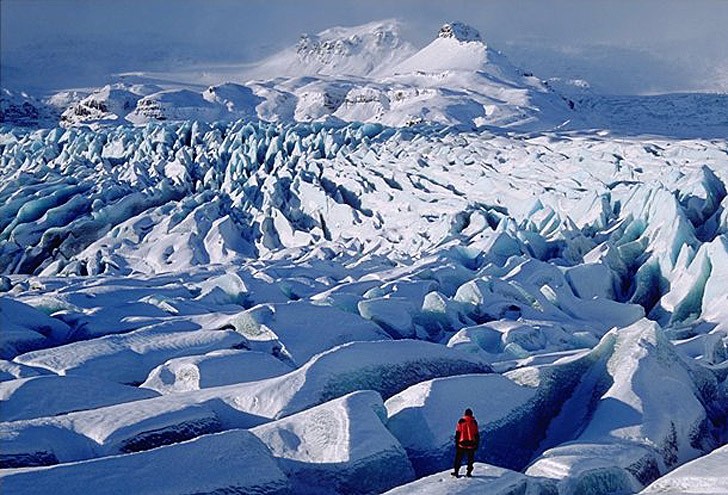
{"left": 418, "top": 290, "right": 467, "bottom": 340}
{"left": 698, "top": 236, "right": 728, "bottom": 331}
{"left": 0, "top": 430, "right": 290, "bottom": 495}
{"left": 229, "top": 300, "right": 389, "bottom": 365}
{"left": 385, "top": 374, "right": 538, "bottom": 475}
{"left": 232, "top": 339, "right": 492, "bottom": 420}
{"left": 564, "top": 262, "right": 616, "bottom": 300}
{"left": 453, "top": 258, "right": 643, "bottom": 335}
{"left": 0, "top": 359, "right": 51, "bottom": 381}
{"left": 0, "top": 327, "right": 46, "bottom": 361}
{"left": 0, "top": 375, "right": 159, "bottom": 421}
{"left": 639, "top": 443, "right": 728, "bottom": 494}
{"left": 0, "top": 339, "right": 489, "bottom": 468}
{"left": 192, "top": 270, "right": 251, "bottom": 306}
{"left": 382, "top": 463, "right": 557, "bottom": 495}
{"left": 525, "top": 319, "right": 720, "bottom": 493}
{"left": 0, "top": 397, "right": 224, "bottom": 467}
{"left": 528, "top": 443, "right": 654, "bottom": 495}
{"left": 619, "top": 185, "right": 699, "bottom": 275}
{"left": 252, "top": 391, "right": 415, "bottom": 494}
{"left": 141, "top": 349, "right": 293, "bottom": 394}
{"left": 447, "top": 323, "right": 504, "bottom": 356}
{"left": 0, "top": 297, "right": 72, "bottom": 359}
{"left": 651, "top": 236, "right": 716, "bottom": 326}
{"left": 447, "top": 320, "right": 589, "bottom": 360}
{"left": 13, "top": 323, "right": 246, "bottom": 384}
{"left": 675, "top": 165, "right": 726, "bottom": 231}
{"left": 358, "top": 296, "right": 418, "bottom": 339}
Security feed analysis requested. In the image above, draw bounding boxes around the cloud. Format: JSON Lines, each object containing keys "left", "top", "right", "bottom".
{"left": 2, "top": 0, "right": 727, "bottom": 94}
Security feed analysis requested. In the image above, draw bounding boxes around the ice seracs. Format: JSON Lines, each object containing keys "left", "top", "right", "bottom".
{"left": 385, "top": 373, "right": 538, "bottom": 475}
{"left": 0, "top": 375, "right": 159, "bottom": 422}
{"left": 140, "top": 349, "right": 293, "bottom": 394}
{"left": 523, "top": 319, "right": 723, "bottom": 493}
{"left": 1, "top": 17, "right": 728, "bottom": 495}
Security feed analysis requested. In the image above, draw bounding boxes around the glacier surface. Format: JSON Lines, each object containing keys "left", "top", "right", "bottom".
{"left": 1, "top": 19, "right": 727, "bottom": 495}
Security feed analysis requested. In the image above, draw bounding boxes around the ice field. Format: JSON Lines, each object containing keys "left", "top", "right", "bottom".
{"left": 1, "top": 20, "right": 727, "bottom": 495}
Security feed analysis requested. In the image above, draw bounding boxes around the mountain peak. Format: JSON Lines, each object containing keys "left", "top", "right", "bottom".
{"left": 249, "top": 20, "right": 414, "bottom": 79}
{"left": 294, "top": 20, "right": 407, "bottom": 66}
{"left": 437, "top": 22, "right": 482, "bottom": 43}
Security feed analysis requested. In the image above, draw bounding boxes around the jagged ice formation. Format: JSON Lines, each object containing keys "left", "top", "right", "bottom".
{"left": 1, "top": 19, "right": 728, "bottom": 495}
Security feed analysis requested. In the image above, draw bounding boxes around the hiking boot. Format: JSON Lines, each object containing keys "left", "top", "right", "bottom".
{"left": 450, "top": 471, "right": 460, "bottom": 478}
{"left": 465, "top": 472, "right": 473, "bottom": 478}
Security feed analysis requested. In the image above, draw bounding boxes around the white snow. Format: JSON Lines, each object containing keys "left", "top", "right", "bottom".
{"left": 0, "top": 375, "right": 158, "bottom": 421}
{"left": 252, "top": 391, "right": 415, "bottom": 494}
{"left": 0, "top": 429, "right": 290, "bottom": 495}
{"left": 524, "top": 319, "right": 720, "bottom": 492}
{"left": 382, "top": 463, "right": 556, "bottom": 495}
{"left": 0, "top": 297, "right": 72, "bottom": 359}
{"left": 639, "top": 444, "right": 728, "bottom": 495}
{"left": 249, "top": 20, "right": 416, "bottom": 80}
{"left": 13, "top": 324, "right": 247, "bottom": 384}
{"left": 1, "top": 16, "right": 727, "bottom": 495}
{"left": 141, "top": 349, "right": 293, "bottom": 394}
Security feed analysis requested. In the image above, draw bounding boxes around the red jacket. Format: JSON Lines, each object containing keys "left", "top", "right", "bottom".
{"left": 455, "top": 415, "right": 479, "bottom": 449}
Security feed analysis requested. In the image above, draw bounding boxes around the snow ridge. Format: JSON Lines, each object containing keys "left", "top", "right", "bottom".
{"left": 3, "top": 20, "right": 726, "bottom": 137}
{"left": 1, "top": 18, "right": 728, "bottom": 495}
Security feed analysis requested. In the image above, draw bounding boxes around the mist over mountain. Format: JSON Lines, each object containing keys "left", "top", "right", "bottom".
{"left": 1, "top": 6, "right": 727, "bottom": 495}
{"left": 3, "top": 19, "right": 727, "bottom": 138}
{"left": 2, "top": 0, "right": 728, "bottom": 95}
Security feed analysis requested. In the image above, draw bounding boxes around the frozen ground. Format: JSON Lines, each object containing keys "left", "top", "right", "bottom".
{"left": 1, "top": 19, "right": 727, "bottom": 495}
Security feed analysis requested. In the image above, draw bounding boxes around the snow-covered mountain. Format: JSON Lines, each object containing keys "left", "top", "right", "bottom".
{"left": 0, "top": 89, "right": 60, "bottom": 127}
{"left": 250, "top": 19, "right": 415, "bottom": 79}
{"left": 3, "top": 20, "right": 727, "bottom": 137}
{"left": 4, "top": 22, "right": 577, "bottom": 130}
{"left": 1, "top": 18, "right": 728, "bottom": 495}
{"left": 58, "top": 84, "right": 161, "bottom": 127}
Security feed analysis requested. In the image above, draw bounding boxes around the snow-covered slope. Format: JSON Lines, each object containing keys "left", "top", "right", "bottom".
{"left": 251, "top": 390, "right": 416, "bottom": 494}
{"left": 4, "top": 20, "right": 726, "bottom": 136}
{"left": 522, "top": 319, "right": 721, "bottom": 493}
{"left": 382, "top": 462, "right": 557, "bottom": 495}
{"left": 639, "top": 444, "right": 728, "bottom": 495}
{"left": 2, "top": 22, "right": 577, "bottom": 130}
{"left": 249, "top": 20, "right": 415, "bottom": 79}
{"left": 0, "top": 430, "right": 291, "bottom": 495}
{"left": 0, "top": 89, "right": 60, "bottom": 128}
{"left": 1, "top": 17, "right": 728, "bottom": 495}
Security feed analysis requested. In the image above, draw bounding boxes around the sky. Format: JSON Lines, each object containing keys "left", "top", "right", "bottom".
{"left": 2, "top": 0, "right": 728, "bottom": 95}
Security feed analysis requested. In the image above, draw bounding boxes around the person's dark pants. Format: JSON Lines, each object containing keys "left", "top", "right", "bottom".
{"left": 453, "top": 447, "right": 475, "bottom": 475}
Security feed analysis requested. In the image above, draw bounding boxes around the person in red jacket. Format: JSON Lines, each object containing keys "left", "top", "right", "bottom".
{"left": 451, "top": 408, "right": 479, "bottom": 478}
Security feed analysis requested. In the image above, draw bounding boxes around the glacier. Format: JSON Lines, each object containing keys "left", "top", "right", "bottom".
{"left": 1, "top": 18, "right": 728, "bottom": 495}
